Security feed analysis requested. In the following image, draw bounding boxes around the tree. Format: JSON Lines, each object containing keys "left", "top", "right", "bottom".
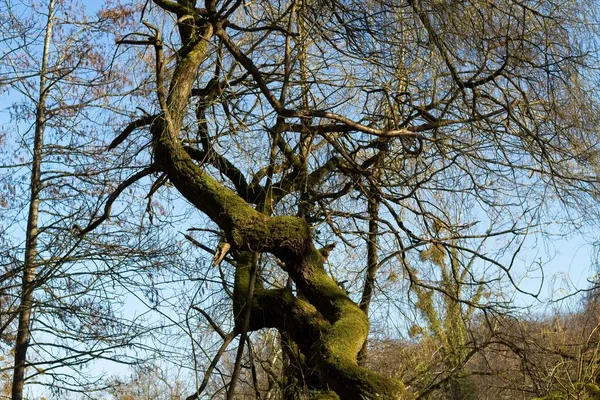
{"left": 11, "top": 2, "right": 57, "bottom": 397}
{"left": 95, "top": 0, "right": 600, "bottom": 399}
{"left": 0, "top": 1, "right": 181, "bottom": 397}
{"left": 409, "top": 246, "right": 485, "bottom": 400}
{"left": 107, "top": 365, "right": 189, "bottom": 400}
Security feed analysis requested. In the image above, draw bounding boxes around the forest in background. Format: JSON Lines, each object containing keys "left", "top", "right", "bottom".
{"left": 1, "top": 0, "right": 600, "bottom": 399}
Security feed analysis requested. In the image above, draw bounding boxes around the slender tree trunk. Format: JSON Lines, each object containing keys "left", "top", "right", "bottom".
{"left": 358, "top": 177, "right": 380, "bottom": 366}
{"left": 12, "top": 1, "right": 54, "bottom": 398}
{"left": 229, "top": 127, "right": 278, "bottom": 398}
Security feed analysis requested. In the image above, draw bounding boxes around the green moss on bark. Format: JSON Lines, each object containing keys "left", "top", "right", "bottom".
{"left": 310, "top": 392, "right": 340, "bottom": 400}
{"left": 149, "top": 12, "right": 406, "bottom": 400}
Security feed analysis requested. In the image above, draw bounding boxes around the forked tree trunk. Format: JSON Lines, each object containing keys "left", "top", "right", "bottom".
{"left": 143, "top": 5, "right": 405, "bottom": 397}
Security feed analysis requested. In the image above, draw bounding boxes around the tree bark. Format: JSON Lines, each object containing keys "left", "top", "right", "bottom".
{"left": 12, "top": 1, "right": 55, "bottom": 398}
{"left": 146, "top": 4, "right": 405, "bottom": 399}
{"left": 358, "top": 179, "right": 381, "bottom": 366}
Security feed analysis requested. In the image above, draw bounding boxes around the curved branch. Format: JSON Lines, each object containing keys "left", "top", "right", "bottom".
{"left": 109, "top": 114, "right": 158, "bottom": 150}
{"left": 75, "top": 167, "right": 155, "bottom": 235}
{"left": 215, "top": 23, "right": 421, "bottom": 139}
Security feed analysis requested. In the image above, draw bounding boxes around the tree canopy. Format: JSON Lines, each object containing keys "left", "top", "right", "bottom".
{"left": 2, "top": 0, "right": 600, "bottom": 399}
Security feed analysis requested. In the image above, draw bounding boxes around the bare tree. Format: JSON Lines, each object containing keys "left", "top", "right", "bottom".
{"left": 26, "top": 0, "right": 600, "bottom": 399}
{"left": 0, "top": 1, "right": 184, "bottom": 397}
{"left": 11, "top": 2, "right": 57, "bottom": 398}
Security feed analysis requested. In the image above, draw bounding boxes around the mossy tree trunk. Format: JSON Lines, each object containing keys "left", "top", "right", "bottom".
{"left": 140, "top": 2, "right": 405, "bottom": 399}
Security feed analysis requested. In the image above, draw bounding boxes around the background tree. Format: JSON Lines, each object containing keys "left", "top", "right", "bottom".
{"left": 11, "top": 2, "right": 57, "bottom": 397}
{"left": 107, "top": 365, "right": 189, "bottom": 400}
{"left": 0, "top": 1, "right": 184, "bottom": 397}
